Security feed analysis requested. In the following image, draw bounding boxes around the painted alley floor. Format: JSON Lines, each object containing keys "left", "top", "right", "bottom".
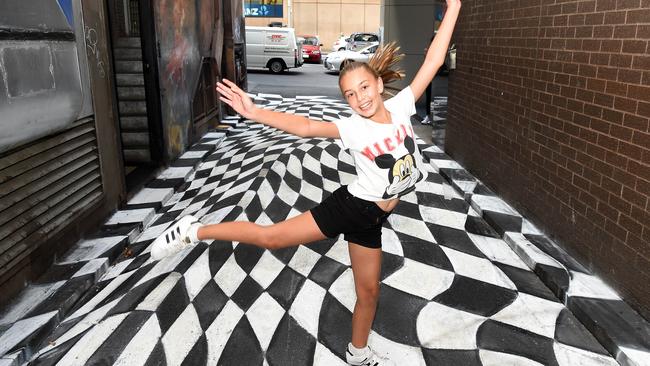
{"left": 5, "top": 95, "right": 624, "bottom": 366}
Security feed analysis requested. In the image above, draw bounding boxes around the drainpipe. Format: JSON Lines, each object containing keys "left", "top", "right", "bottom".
{"left": 288, "top": 0, "right": 292, "bottom": 27}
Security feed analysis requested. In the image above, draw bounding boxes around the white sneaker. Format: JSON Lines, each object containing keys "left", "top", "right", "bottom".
{"left": 150, "top": 215, "right": 201, "bottom": 260}
{"left": 346, "top": 344, "right": 395, "bottom": 366}
{"left": 421, "top": 115, "right": 432, "bottom": 125}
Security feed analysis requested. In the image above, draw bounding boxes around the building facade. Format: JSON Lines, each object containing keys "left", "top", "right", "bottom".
{"left": 0, "top": 0, "right": 123, "bottom": 305}
{"left": 446, "top": 0, "right": 650, "bottom": 318}
{"left": 245, "top": 0, "right": 381, "bottom": 53}
{"left": 0, "top": 0, "right": 245, "bottom": 306}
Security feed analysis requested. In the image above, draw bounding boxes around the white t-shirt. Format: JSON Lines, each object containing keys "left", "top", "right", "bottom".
{"left": 333, "top": 86, "right": 428, "bottom": 202}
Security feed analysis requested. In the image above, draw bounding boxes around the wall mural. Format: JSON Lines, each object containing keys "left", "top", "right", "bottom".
{"left": 156, "top": 0, "right": 200, "bottom": 155}
{"left": 212, "top": 1, "right": 224, "bottom": 69}
{"left": 155, "top": 0, "right": 220, "bottom": 157}
{"left": 198, "top": 0, "right": 214, "bottom": 58}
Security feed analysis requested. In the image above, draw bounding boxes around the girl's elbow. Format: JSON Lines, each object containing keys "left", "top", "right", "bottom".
{"left": 431, "top": 58, "right": 445, "bottom": 70}
{"left": 297, "top": 126, "right": 310, "bottom": 138}
{"left": 425, "top": 55, "right": 444, "bottom": 69}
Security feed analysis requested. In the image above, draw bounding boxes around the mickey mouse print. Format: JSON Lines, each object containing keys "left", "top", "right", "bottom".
{"left": 374, "top": 135, "right": 423, "bottom": 198}
{"left": 332, "top": 86, "right": 428, "bottom": 203}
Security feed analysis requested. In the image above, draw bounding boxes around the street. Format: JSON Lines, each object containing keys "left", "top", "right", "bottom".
{"left": 247, "top": 63, "right": 343, "bottom": 99}
{"left": 246, "top": 62, "right": 449, "bottom": 146}
{"left": 246, "top": 62, "right": 448, "bottom": 106}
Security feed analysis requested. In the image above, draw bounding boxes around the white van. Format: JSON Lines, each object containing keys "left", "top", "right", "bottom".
{"left": 245, "top": 26, "right": 303, "bottom": 73}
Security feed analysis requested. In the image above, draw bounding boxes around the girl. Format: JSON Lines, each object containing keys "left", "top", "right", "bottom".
{"left": 151, "top": 2, "right": 460, "bottom": 364}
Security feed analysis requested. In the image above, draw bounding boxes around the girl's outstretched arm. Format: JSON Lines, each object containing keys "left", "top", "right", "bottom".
{"left": 216, "top": 79, "right": 340, "bottom": 139}
{"left": 409, "top": 0, "right": 461, "bottom": 100}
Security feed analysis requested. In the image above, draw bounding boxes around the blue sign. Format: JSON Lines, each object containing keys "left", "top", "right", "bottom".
{"left": 244, "top": 3, "right": 283, "bottom": 18}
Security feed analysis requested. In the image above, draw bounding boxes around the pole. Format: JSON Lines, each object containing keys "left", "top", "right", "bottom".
{"left": 288, "top": 0, "right": 292, "bottom": 27}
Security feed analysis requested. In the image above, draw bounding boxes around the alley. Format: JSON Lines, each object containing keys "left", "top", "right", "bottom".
{"left": 4, "top": 0, "right": 650, "bottom": 364}
{"left": 0, "top": 94, "right": 622, "bottom": 365}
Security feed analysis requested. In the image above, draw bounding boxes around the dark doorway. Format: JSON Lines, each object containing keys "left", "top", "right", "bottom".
{"left": 107, "top": 0, "right": 164, "bottom": 193}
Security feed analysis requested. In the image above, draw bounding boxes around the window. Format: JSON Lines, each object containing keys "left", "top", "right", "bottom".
{"left": 354, "top": 33, "right": 378, "bottom": 42}
{"left": 303, "top": 37, "right": 319, "bottom": 46}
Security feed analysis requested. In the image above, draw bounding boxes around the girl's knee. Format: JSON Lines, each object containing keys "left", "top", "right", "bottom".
{"left": 356, "top": 282, "right": 380, "bottom": 304}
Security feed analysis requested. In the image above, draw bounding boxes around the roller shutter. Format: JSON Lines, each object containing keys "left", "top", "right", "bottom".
{"left": 0, "top": 118, "right": 103, "bottom": 281}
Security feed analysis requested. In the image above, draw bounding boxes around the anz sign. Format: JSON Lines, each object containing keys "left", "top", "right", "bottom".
{"left": 244, "top": 1, "right": 283, "bottom": 18}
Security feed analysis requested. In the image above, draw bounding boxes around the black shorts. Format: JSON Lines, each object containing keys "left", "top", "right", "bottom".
{"left": 310, "top": 186, "right": 391, "bottom": 249}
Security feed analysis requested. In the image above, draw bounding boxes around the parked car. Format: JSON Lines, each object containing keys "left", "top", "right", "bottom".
{"left": 346, "top": 32, "right": 379, "bottom": 51}
{"left": 331, "top": 35, "right": 348, "bottom": 52}
{"left": 245, "top": 26, "right": 303, "bottom": 73}
{"left": 298, "top": 35, "right": 322, "bottom": 63}
{"left": 323, "top": 43, "right": 379, "bottom": 72}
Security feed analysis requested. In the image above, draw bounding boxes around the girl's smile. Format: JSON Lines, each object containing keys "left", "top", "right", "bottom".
{"left": 339, "top": 68, "right": 390, "bottom": 122}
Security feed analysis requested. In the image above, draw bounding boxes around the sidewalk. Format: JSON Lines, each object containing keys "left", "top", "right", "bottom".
{"left": 1, "top": 94, "right": 648, "bottom": 366}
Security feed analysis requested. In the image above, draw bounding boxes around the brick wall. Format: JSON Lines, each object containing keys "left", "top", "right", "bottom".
{"left": 446, "top": 0, "right": 650, "bottom": 318}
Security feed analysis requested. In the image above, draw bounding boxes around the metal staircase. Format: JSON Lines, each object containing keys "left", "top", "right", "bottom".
{"left": 113, "top": 36, "right": 151, "bottom": 164}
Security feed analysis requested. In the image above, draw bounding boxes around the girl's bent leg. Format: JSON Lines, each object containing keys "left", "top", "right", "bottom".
{"left": 348, "top": 242, "right": 382, "bottom": 348}
{"left": 197, "top": 211, "right": 327, "bottom": 250}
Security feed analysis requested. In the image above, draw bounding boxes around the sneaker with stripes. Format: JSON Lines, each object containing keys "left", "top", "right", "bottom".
{"left": 346, "top": 344, "right": 395, "bottom": 366}
{"left": 150, "top": 215, "right": 201, "bottom": 260}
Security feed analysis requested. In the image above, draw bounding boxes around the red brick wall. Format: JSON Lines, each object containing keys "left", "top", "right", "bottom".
{"left": 446, "top": 0, "right": 650, "bottom": 318}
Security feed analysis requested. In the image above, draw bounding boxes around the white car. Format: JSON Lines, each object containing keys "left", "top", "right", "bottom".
{"left": 331, "top": 35, "right": 348, "bottom": 52}
{"left": 323, "top": 43, "right": 378, "bottom": 72}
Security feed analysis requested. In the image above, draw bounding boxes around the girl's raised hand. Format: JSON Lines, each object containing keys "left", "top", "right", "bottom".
{"left": 216, "top": 78, "right": 257, "bottom": 119}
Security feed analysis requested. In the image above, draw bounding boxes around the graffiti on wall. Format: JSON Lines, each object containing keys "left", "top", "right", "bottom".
{"left": 84, "top": 26, "right": 106, "bottom": 78}
{"left": 199, "top": 0, "right": 214, "bottom": 57}
{"left": 155, "top": 0, "right": 218, "bottom": 157}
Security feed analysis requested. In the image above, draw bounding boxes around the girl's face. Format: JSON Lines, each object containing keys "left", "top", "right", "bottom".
{"left": 339, "top": 68, "right": 384, "bottom": 118}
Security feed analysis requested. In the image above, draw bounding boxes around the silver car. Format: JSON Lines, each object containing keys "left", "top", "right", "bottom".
{"left": 323, "top": 43, "right": 378, "bottom": 72}
{"left": 331, "top": 35, "right": 349, "bottom": 52}
{"left": 346, "top": 32, "right": 379, "bottom": 51}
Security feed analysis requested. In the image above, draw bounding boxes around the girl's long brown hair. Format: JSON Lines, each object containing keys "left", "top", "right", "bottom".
{"left": 339, "top": 41, "right": 405, "bottom": 97}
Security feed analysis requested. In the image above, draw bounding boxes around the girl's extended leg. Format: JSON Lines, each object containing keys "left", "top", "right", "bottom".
{"left": 348, "top": 242, "right": 382, "bottom": 348}
{"left": 197, "top": 211, "right": 327, "bottom": 250}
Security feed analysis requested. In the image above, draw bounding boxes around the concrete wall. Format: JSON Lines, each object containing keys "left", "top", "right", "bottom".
{"left": 380, "top": 0, "right": 443, "bottom": 107}
{"left": 245, "top": 0, "right": 380, "bottom": 53}
{"left": 446, "top": 0, "right": 650, "bottom": 318}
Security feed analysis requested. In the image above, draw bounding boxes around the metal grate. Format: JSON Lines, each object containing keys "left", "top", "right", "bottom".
{"left": 128, "top": 0, "right": 140, "bottom": 36}
{"left": 0, "top": 119, "right": 103, "bottom": 281}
